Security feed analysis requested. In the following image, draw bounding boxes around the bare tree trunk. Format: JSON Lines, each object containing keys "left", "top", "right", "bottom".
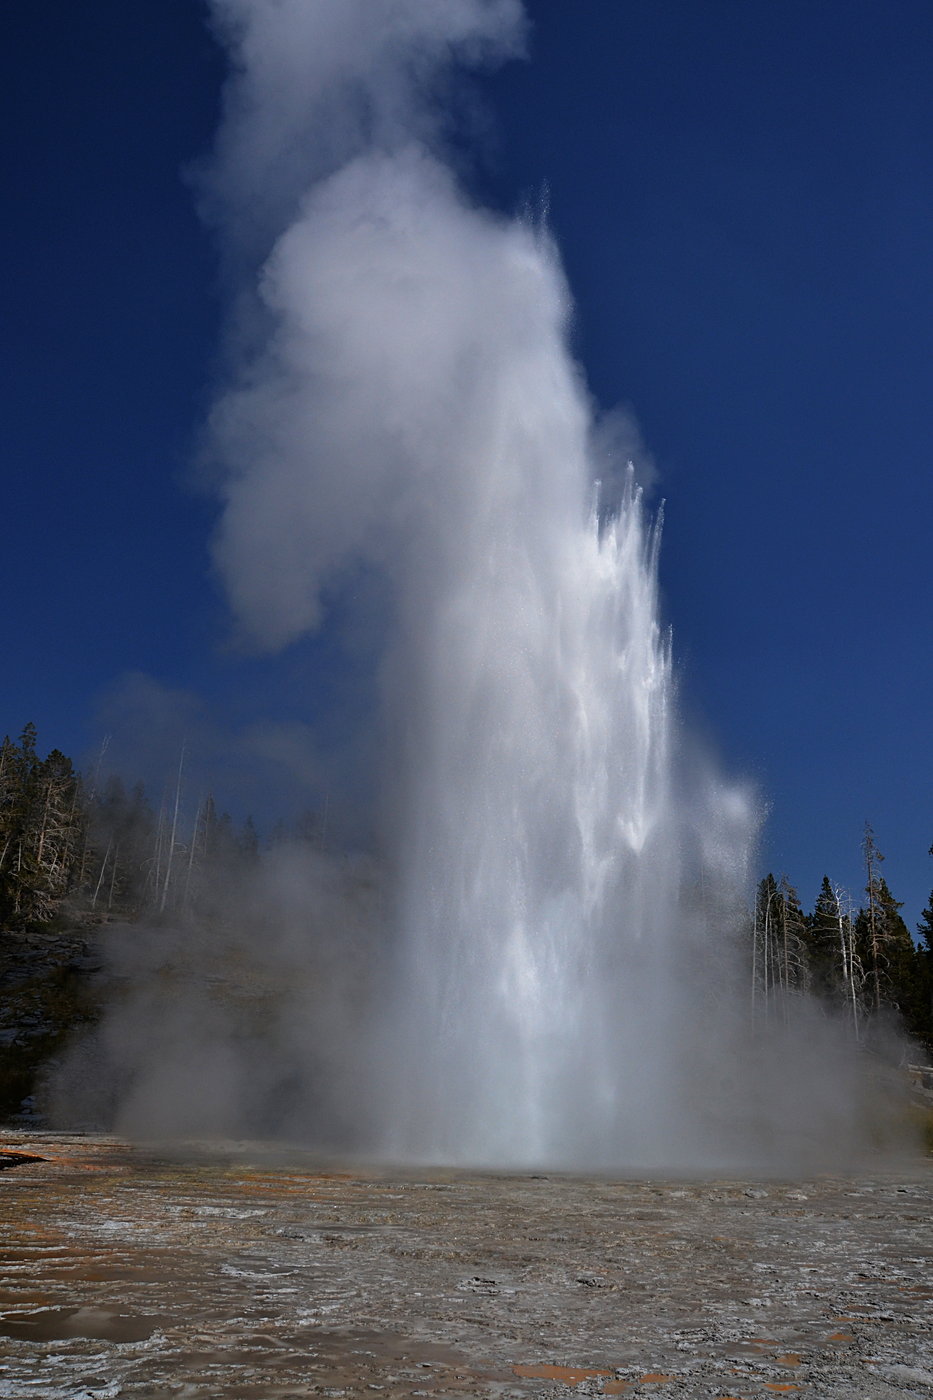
{"left": 183, "top": 799, "right": 201, "bottom": 913}
{"left": 835, "top": 898, "right": 859, "bottom": 1041}
{"left": 92, "top": 837, "right": 113, "bottom": 909}
{"left": 160, "top": 746, "right": 186, "bottom": 913}
{"left": 864, "top": 825, "right": 882, "bottom": 1012}
{"left": 35, "top": 785, "right": 52, "bottom": 872}
{"left": 151, "top": 800, "right": 166, "bottom": 906}
{"left": 107, "top": 842, "right": 120, "bottom": 911}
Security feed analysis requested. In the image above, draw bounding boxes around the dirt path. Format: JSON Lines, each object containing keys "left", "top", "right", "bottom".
{"left": 1, "top": 1133, "right": 931, "bottom": 1398}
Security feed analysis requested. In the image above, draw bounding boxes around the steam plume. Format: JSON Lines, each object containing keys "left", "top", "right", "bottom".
{"left": 53, "top": 1, "right": 913, "bottom": 1170}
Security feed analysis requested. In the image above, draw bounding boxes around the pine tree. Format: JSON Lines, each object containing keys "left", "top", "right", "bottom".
{"left": 777, "top": 875, "right": 809, "bottom": 995}
{"left": 0, "top": 726, "right": 83, "bottom": 925}
{"left": 238, "top": 815, "right": 260, "bottom": 863}
{"left": 857, "top": 825, "right": 922, "bottom": 1033}
{"left": 752, "top": 873, "right": 808, "bottom": 1023}
{"left": 861, "top": 823, "right": 886, "bottom": 1011}
{"left": 808, "top": 876, "right": 840, "bottom": 995}
{"left": 874, "top": 877, "right": 918, "bottom": 1012}
{"left": 26, "top": 748, "right": 83, "bottom": 917}
{"left": 808, "top": 876, "right": 863, "bottom": 1034}
{"left": 752, "top": 874, "right": 779, "bottom": 1020}
{"left": 0, "top": 732, "right": 27, "bottom": 909}
{"left": 918, "top": 844, "right": 933, "bottom": 957}
{"left": 912, "top": 844, "right": 933, "bottom": 1050}
{"left": 919, "top": 896, "right": 933, "bottom": 957}
{"left": 83, "top": 775, "right": 156, "bottom": 914}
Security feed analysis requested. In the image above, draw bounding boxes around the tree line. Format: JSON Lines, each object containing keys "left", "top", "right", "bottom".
{"left": 0, "top": 723, "right": 264, "bottom": 928}
{"left": 752, "top": 825, "right": 931, "bottom": 1049}
{"left": 2, "top": 722, "right": 931, "bottom": 1051}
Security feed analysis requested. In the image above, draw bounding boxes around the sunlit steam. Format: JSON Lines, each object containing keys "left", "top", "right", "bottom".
{"left": 52, "top": 0, "right": 906, "bottom": 1171}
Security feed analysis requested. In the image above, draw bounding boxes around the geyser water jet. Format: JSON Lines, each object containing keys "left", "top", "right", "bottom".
{"left": 203, "top": 0, "right": 758, "bottom": 1169}
{"left": 383, "top": 464, "right": 692, "bottom": 1167}
{"left": 79, "top": 0, "right": 895, "bottom": 1171}
{"left": 50, "top": 0, "right": 898, "bottom": 1171}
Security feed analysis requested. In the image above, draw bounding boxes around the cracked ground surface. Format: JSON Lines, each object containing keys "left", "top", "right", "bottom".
{"left": 0, "top": 1133, "right": 931, "bottom": 1399}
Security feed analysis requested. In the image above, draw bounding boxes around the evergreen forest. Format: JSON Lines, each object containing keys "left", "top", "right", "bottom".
{"left": 2, "top": 723, "right": 932, "bottom": 1057}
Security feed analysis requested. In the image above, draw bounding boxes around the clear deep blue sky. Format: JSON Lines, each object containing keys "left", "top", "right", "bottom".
{"left": 3, "top": 1, "right": 931, "bottom": 924}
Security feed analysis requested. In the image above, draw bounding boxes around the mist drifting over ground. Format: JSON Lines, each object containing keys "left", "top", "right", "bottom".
{"left": 53, "top": 0, "right": 913, "bottom": 1171}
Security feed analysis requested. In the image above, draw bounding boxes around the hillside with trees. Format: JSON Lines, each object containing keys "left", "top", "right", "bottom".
{"left": 752, "top": 833, "right": 933, "bottom": 1052}
{"left": 0, "top": 724, "right": 275, "bottom": 1117}
{"left": 0, "top": 724, "right": 269, "bottom": 930}
{"left": 2, "top": 723, "right": 931, "bottom": 1120}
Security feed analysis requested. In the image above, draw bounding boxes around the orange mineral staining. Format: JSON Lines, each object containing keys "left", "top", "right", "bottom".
{"left": 512, "top": 1366, "right": 678, "bottom": 1392}
{"left": 599, "top": 1373, "right": 675, "bottom": 1394}
{"left": 513, "top": 1364, "right": 611, "bottom": 1385}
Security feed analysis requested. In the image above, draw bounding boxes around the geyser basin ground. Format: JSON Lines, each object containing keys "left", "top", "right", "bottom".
{"left": 1, "top": 1133, "right": 931, "bottom": 1399}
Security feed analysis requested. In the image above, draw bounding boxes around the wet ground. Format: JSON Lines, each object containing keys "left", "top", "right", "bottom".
{"left": 0, "top": 1133, "right": 931, "bottom": 1399}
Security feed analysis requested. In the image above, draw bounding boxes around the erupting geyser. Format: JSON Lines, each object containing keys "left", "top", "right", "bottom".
{"left": 204, "top": 0, "right": 757, "bottom": 1168}
{"left": 385, "top": 467, "right": 692, "bottom": 1167}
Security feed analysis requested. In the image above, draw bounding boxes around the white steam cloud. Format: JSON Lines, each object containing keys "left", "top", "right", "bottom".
{"left": 53, "top": 1, "right": 917, "bottom": 1169}
{"left": 211, "top": 146, "right": 585, "bottom": 650}
{"left": 202, "top": 0, "right": 525, "bottom": 263}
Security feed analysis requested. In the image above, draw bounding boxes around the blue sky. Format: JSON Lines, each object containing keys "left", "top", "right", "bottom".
{"left": 3, "top": 0, "right": 931, "bottom": 925}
